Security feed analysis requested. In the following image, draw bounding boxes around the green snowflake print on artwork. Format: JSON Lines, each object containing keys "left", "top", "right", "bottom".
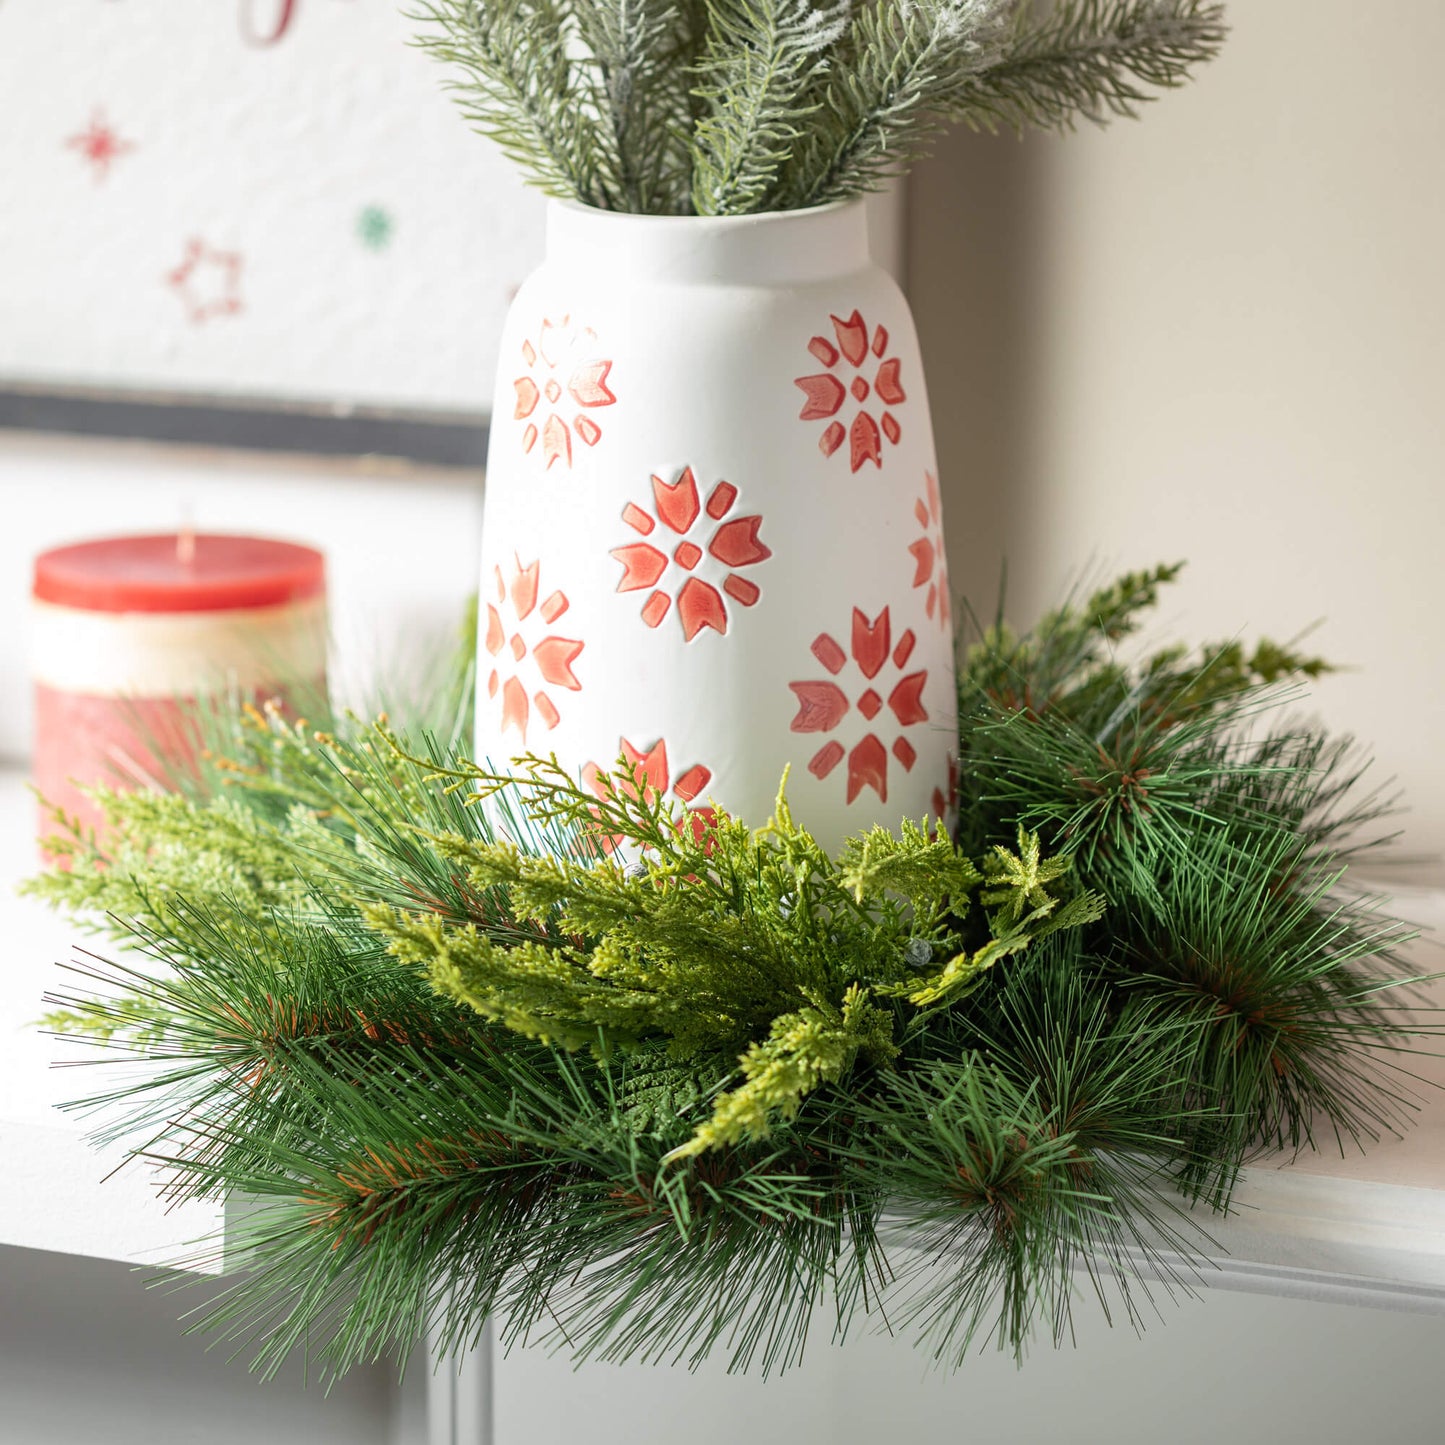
{"left": 357, "top": 205, "right": 395, "bottom": 251}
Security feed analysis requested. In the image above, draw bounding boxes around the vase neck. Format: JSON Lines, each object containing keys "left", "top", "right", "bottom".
{"left": 544, "top": 200, "right": 872, "bottom": 285}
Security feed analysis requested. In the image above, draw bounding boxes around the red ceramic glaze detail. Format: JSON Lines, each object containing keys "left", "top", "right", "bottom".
{"left": 851, "top": 412, "right": 882, "bottom": 471}
{"left": 653, "top": 467, "right": 702, "bottom": 533}
{"left": 723, "top": 575, "right": 760, "bottom": 607}
{"left": 611, "top": 543, "right": 669, "bottom": 592}
{"left": 622, "top": 502, "right": 655, "bottom": 535}
{"left": 796, "top": 374, "right": 847, "bottom": 421}
{"left": 568, "top": 361, "right": 616, "bottom": 408}
{"left": 613, "top": 467, "right": 770, "bottom": 640}
{"left": 888, "top": 672, "right": 929, "bottom": 726}
{"left": 875, "top": 359, "right": 906, "bottom": 406}
{"left": 706, "top": 482, "right": 737, "bottom": 519}
{"left": 848, "top": 735, "right": 888, "bottom": 804}
{"left": 484, "top": 555, "right": 585, "bottom": 742}
{"left": 811, "top": 633, "right": 848, "bottom": 674}
{"left": 796, "top": 309, "right": 906, "bottom": 470}
{"left": 708, "top": 516, "right": 771, "bottom": 568}
{"left": 533, "top": 637, "right": 584, "bottom": 689}
{"left": 808, "top": 337, "right": 839, "bottom": 367}
{"left": 789, "top": 681, "right": 850, "bottom": 732}
{"left": 513, "top": 315, "right": 616, "bottom": 468}
{"left": 808, "top": 741, "right": 845, "bottom": 779}
{"left": 677, "top": 578, "right": 727, "bottom": 641}
{"left": 790, "top": 605, "right": 931, "bottom": 805}
{"left": 852, "top": 608, "right": 890, "bottom": 680}
{"left": 673, "top": 763, "right": 713, "bottom": 803}
{"left": 514, "top": 378, "right": 540, "bottom": 419}
{"left": 910, "top": 472, "right": 951, "bottom": 629}
{"left": 510, "top": 561, "right": 539, "bottom": 618}
{"left": 542, "top": 413, "right": 572, "bottom": 469}
{"left": 834, "top": 310, "right": 869, "bottom": 367}
{"left": 932, "top": 754, "right": 959, "bottom": 823}
{"left": 501, "top": 677, "right": 529, "bottom": 737}
{"left": 582, "top": 739, "right": 715, "bottom": 852}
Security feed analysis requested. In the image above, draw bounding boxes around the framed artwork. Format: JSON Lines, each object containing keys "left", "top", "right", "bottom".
{"left": 0, "top": 1, "right": 548, "bottom": 463}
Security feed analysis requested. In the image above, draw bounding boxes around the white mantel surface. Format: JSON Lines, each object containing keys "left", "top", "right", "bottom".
{"left": 4, "top": 761, "right": 1445, "bottom": 1307}
{"left": 0, "top": 768, "right": 230, "bottom": 1269}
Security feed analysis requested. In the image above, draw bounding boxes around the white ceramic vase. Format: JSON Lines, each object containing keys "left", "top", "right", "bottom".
{"left": 477, "top": 198, "right": 956, "bottom": 855}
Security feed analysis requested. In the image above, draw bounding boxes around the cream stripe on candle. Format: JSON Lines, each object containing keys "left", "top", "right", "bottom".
{"left": 30, "top": 597, "right": 328, "bottom": 697}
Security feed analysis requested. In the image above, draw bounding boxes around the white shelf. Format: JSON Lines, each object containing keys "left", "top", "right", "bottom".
{"left": 3, "top": 765, "right": 1444, "bottom": 1310}
{"left": 0, "top": 768, "right": 227, "bottom": 1269}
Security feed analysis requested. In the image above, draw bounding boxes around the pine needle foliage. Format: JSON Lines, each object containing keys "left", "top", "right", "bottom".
{"left": 413, "top": 0, "right": 1226, "bottom": 214}
{"left": 28, "top": 564, "right": 1432, "bottom": 1382}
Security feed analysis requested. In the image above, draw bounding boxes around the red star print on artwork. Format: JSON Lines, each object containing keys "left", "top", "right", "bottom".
{"left": 166, "top": 239, "right": 244, "bottom": 323}
{"left": 794, "top": 310, "right": 906, "bottom": 472}
{"left": 483, "top": 555, "right": 585, "bottom": 743}
{"left": 65, "top": 110, "right": 136, "bottom": 182}
{"left": 908, "top": 471, "right": 951, "bottom": 628}
{"left": 789, "top": 606, "right": 929, "bottom": 805}
{"left": 611, "top": 466, "right": 771, "bottom": 641}
{"left": 513, "top": 316, "right": 617, "bottom": 469}
{"left": 581, "top": 737, "right": 716, "bottom": 853}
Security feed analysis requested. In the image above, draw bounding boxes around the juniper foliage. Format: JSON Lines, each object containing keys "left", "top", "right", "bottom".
{"left": 30, "top": 564, "right": 1430, "bottom": 1381}
{"left": 414, "top": 0, "right": 1226, "bottom": 215}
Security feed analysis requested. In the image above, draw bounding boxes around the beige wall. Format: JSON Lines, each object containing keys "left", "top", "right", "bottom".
{"left": 910, "top": 0, "right": 1445, "bottom": 882}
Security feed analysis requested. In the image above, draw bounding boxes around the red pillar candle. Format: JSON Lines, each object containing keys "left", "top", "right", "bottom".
{"left": 31, "top": 533, "right": 327, "bottom": 837}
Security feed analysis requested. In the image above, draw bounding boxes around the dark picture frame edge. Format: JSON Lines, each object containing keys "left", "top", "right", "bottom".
{"left": 0, "top": 384, "right": 490, "bottom": 470}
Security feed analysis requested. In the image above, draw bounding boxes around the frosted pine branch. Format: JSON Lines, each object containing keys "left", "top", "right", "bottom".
{"left": 690, "top": 0, "right": 851, "bottom": 216}
{"left": 947, "top": 0, "right": 1229, "bottom": 133}
{"left": 415, "top": 0, "right": 1229, "bottom": 213}
{"left": 779, "top": 0, "right": 1012, "bottom": 209}
{"left": 413, "top": 0, "right": 611, "bottom": 205}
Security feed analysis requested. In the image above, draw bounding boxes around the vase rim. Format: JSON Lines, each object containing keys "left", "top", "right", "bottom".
{"left": 543, "top": 196, "right": 873, "bottom": 283}
{"left": 547, "top": 196, "right": 866, "bottom": 227}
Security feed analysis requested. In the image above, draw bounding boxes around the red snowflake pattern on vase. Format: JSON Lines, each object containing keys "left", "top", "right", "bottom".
{"left": 513, "top": 315, "right": 616, "bottom": 469}
{"left": 581, "top": 737, "right": 716, "bottom": 853}
{"left": 611, "top": 466, "right": 771, "bottom": 641}
{"left": 788, "top": 606, "right": 929, "bottom": 805}
{"left": 794, "top": 310, "right": 907, "bottom": 472}
{"left": 483, "top": 555, "right": 584, "bottom": 744}
{"left": 932, "top": 753, "right": 960, "bottom": 823}
{"left": 908, "top": 471, "right": 951, "bottom": 628}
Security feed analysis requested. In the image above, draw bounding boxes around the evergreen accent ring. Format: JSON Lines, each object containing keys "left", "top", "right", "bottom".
{"left": 30, "top": 566, "right": 1431, "bottom": 1381}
